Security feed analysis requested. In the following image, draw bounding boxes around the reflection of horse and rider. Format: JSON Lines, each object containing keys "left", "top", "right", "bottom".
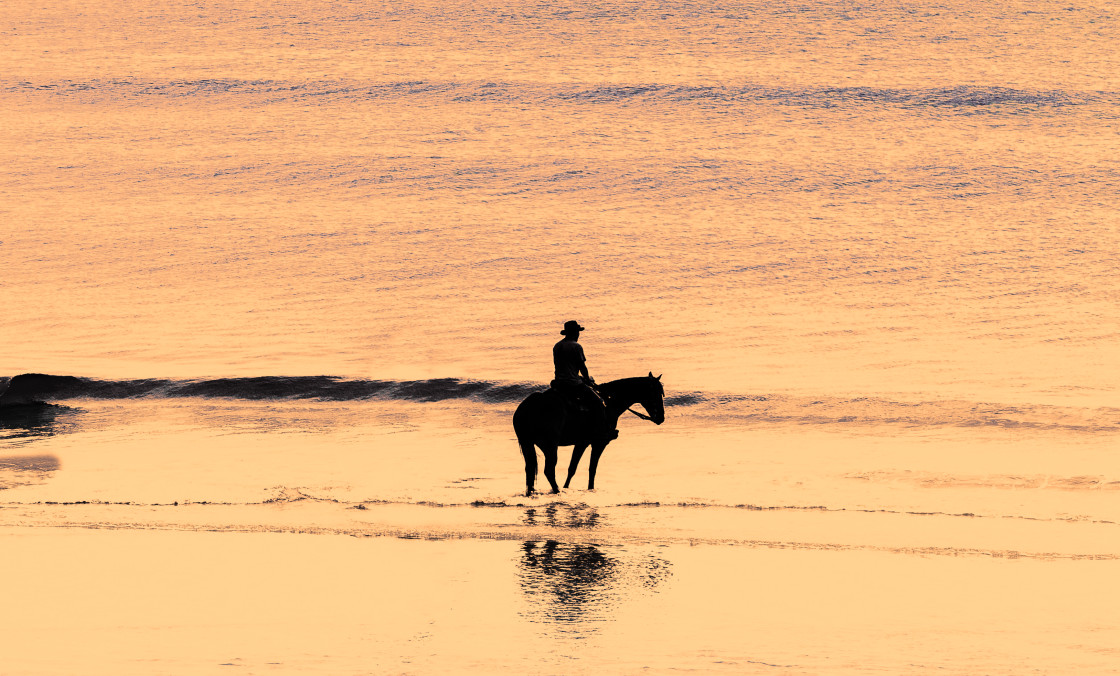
{"left": 513, "top": 320, "right": 667, "bottom": 496}
{"left": 518, "top": 538, "right": 672, "bottom": 626}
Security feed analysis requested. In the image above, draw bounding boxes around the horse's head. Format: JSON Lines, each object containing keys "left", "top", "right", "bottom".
{"left": 641, "top": 372, "right": 665, "bottom": 425}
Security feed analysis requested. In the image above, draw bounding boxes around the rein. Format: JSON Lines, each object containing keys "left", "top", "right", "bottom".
{"left": 627, "top": 406, "right": 654, "bottom": 421}
{"left": 592, "top": 378, "right": 661, "bottom": 422}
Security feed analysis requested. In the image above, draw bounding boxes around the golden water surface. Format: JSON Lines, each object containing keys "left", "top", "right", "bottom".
{"left": 3, "top": 0, "right": 1120, "bottom": 673}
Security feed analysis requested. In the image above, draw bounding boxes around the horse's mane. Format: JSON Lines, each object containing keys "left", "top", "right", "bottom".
{"left": 598, "top": 376, "right": 663, "bottom": 399}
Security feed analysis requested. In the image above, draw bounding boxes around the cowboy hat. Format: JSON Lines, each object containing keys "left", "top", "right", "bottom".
{"left": 560, "top": 320, "right": 585, "bottom": 335}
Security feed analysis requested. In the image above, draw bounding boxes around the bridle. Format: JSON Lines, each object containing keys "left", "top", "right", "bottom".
{"left": 592, "top": 379, "right": 662, "bottom": 422}
{"left": 627, "top": 406, "right": 655, "bottom": 421}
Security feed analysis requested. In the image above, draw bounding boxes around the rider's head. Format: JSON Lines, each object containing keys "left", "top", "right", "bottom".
{"left": 560, "top": 320, "right": 585, "bottom": 339}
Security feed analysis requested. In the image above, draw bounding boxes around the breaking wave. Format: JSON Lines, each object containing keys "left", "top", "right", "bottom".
{"left": 0, "top": 373, "right": 540, "bottom": 406}
{"left": 3, "top": 373, "right": 1119, "bottom": 433}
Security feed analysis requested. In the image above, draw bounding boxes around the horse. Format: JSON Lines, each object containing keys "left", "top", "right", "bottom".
{"left": 512, "top": 373, "right": 665, "bottom": 496}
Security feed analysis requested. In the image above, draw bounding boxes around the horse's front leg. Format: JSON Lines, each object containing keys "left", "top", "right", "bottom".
{"left": 564, "top": 444, "right": 588, "bottom": 489}
{"left": 587, "top": 442, "right": 608, "bottom": 491}
{"left": 540, "top": 443, "right": 561, "bottom": 494}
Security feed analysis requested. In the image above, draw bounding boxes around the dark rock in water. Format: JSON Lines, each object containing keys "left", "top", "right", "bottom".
{"left": 0, "top": 373, "right": 85, "bottom": 408}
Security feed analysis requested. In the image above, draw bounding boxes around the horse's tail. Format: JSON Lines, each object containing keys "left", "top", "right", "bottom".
{"left": 512, "top": 392, "right": 533, "bottom": 437}
{"left": 518, "top": 436, "right": 538, "bottom": 478}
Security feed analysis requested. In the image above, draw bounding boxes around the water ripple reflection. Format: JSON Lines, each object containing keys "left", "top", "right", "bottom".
{"left": 522, "top": 504, "right": 603, "bottom": 529}
{"left": 0, "top": 453, "right": 61, "bottom": 490}
{"left": 518, "top": 538, "right": 671, "bottom": 630}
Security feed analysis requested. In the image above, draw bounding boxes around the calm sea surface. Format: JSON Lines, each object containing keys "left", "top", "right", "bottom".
{"left": 3, "top": 1, "right": 1120, "bottom": 673}
{"left": 4, "top": 0, "right": 1119, "bottom": 402}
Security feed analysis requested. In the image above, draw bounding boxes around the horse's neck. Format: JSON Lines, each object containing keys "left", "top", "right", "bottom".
{"left": 599, "top": 378, "right": 644, "bottom": 412}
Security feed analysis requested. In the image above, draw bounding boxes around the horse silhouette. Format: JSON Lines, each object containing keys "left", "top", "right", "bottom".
{"left": 513, "top": 373, "right": 665, "bottom": 496}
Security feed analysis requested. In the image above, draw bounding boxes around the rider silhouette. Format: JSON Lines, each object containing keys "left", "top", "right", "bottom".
{"left": 552, "top": 320, "right": 616, "bottom": 441}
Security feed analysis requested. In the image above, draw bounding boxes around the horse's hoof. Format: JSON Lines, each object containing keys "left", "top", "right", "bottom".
{"left": 550, "top": 488, "right": 560, "bottom": 495}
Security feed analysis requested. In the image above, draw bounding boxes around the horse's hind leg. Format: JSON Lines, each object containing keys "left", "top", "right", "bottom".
{"left": 540, "top": 443, "right": 560, "bottom": 494}
{"left": 564, "top": 444, "right": 588, "bottom": 489}
{"left": 519, "top": 440, "right": 538, "bottom": 496}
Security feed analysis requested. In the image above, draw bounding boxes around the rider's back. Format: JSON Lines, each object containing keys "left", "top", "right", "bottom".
{"left": 553, "top": 338, "right": 585, "bottom": 384}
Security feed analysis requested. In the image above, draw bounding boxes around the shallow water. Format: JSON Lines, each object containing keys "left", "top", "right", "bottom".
{"left": 3, "top": 394, "right": 1120, "bottom": 673}
{"left": 7, "top": 527, "right": 1118, "bottom": 676}
{"left": 3, "top": 390, "right": 1120, "bottom": 672}
{"left": 4, "top": 0, "right": 1120, "bottom": 673}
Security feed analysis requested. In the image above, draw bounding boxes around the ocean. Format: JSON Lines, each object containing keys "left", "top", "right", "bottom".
{"left": 3, "top": 0, "right": 1120, "bottom": 673}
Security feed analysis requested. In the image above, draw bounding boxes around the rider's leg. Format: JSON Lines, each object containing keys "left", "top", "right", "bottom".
{"left": 582, "top": 388, "right": 616, "bottom": 441}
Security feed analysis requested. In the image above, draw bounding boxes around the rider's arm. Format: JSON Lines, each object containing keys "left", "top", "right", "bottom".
{"left": 577, "top": 343, "right": 593, "bottom": 383}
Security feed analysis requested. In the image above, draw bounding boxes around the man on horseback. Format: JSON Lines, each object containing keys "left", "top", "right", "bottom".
{"left": 514, "top": 329, "right": 664, "bottom": 495}
{"left": 552, "top": 320, "right": 616, "bottom": 441}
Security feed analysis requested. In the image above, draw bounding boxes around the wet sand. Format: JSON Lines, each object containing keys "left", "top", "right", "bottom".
{"left": 4, "top": 513, "right": 1120, "bottom": 675}
{"left": 4, "top": 398, "right": 1120, "bottom": 674}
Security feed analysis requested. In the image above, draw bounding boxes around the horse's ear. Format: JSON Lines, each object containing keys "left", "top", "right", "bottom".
{"left": 657, "top": 373, "right": 662, "bottom": 381}
{"left": 648, "top": 371, "right": 654, "bottom": 379}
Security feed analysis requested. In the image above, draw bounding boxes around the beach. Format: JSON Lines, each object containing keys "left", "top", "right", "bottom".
{"left": 6, "top": 527, "right": 1119, "bottom": 675}
{"left": 4, "top": 0, "right": 1120, "bottom": 672}
{"left": 4, "top": 396, "right": 1120, "bottom": 674}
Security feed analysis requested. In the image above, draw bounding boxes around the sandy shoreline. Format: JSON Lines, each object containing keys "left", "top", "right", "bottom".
{"left": 5, "top": 399, "right": 1120, "bottom": 674}
{"left": 4, "top": 498, "right": 1120, "bottom": 560}
{"left": 4, "top": 519, "right": 1120, "bottom": 675}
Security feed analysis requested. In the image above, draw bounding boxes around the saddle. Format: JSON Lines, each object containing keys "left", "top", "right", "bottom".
{"left": 547, "top": 381, "right": 619, "bottom": 442}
